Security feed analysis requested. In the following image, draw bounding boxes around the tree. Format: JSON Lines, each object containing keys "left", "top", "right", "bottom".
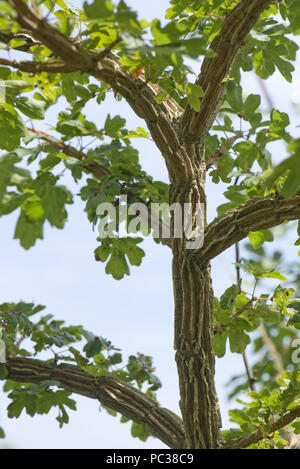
{"left": 0, "top": 0, "right": 300, "bottom": 449}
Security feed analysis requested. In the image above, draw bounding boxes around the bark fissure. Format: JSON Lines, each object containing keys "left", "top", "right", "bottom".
{"left": 169, "top": 150, "right": 221, "bottom": 447}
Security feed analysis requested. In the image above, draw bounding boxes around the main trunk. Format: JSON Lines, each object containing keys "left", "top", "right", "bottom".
{"left": 170, "top": 145, "right": 222, "bottom": 449}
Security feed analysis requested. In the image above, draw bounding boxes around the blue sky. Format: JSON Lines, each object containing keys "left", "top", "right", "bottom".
{"left": 0, "top": 0, "right": 299, "bottom": 449}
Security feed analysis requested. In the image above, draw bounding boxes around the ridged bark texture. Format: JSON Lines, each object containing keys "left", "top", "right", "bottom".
{"left": 170, "top": 146, "right": 222, "bottom": 448}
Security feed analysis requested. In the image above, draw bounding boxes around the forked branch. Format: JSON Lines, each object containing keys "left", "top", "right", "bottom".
{"left": 0, "top": 57, "right": 78, "bottom": 73}
{"left": 180, "top": 0, "right": 275, "bottom": 141}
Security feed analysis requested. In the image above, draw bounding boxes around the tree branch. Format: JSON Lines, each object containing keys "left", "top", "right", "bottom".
{"left": 180, "top": 0, "right": 274, "bottom": 141}
{"left": 26, "top": 127, "right": 111, "bottom": 180}
{"left": 6, "top": 0, "right": 191, "bottom": 182}
{"left": 0, "top": 30, "right": 42, "bottom": 51}
{"left": 0, "top": 57, "right": 78, "bottom": 73}
{"left": 223, "top": 405, "right": 300, "bottom": 449}
{"left": 206, "top": 133, "right": 243, "bottom": 170}
{"left": 6, "top": 357, "right": 185, "bottom": 449}
{"left": 191, "top": 192, "right": 300, "bottom": 267}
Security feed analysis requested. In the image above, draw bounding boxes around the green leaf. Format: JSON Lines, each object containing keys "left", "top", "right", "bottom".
{"left": 0, "top": 192, "right": 30, "bottom": 216}
{"left": 22, "top": 196, "right": 44, "bottom": 221}
{"left": 14, "top": 211, "right": 44, "bottom": 249}
{"left": 110, "top": 352, "right": 122, "bottom": 365}
{"left": 274, "top": 57, "right": 294, "bottom": 82}
{"left": 213, "top": 332, "right": 228, "bottom": 358}
{"left": 243, "top": 94, "right": 261, "bottom": 120}
{"left": 248, "top": 230, "right": 274, "bottom": 248}
{"left": 94, "top": 244, "right": 111, "bottom": 262}
{"left": 0, "top": 103, "right": 26, "bottom": 151}
{"left": 42, "top": 185, "right": 72, "bottom": 228}
{"left": 291, "top": 420, "right": 300, "bottom": 434}
{"left": 8, "top": 393, "right": 37, "bottom": 418}
{"left": 84, "top": 338, "right": 103, "bottom": 358}
{"left": 186, "top": 83, "right": 203, "bottom": 112}
{"left": 131, "top": 421, "right": 150, "bottom": 442}
{"left": 151, "top": 19, "right": 182, "bottom": 45}
{"left": 84, "top": 0, "right": 114, "bottom": 18}
{"left": 257, "top": 270, "right": 287, "bottom": 281}
{"left": 118, "top": 238, "right": 145, "bottom": 266}
{"left": 15, "top": 97, "right": 46, "bottom": 120}
{"left": 104, "top": 114, "right": 126, "bottom": 137}
{"left": 0, "top": 364, "right": 8, "bottom": 380}
{"left": 226, "top": 82, "right": 243, "bottom": 111}
{"left": 272, "top": 285, "right": 295, "bottom": 314}
{"left": 124, "top": 127, "right": 149, "bottom": 139}
{"left": 105, "top": 251, "right": 130, "bottom": 280}
{"left": 269, "top": 109, "right": 290, "bottom": 138}
{"left": 287, "top": 312, "right": 300, "bottom": 329}
{"left": 220, "top": 284, "right": 240, "bottom": 311}
{"left": 61, "top": 75, "right": 77, "bottom": 103}
{"left": 229, "top": 408, "right": 252, "bottom": 425}
{"left": 228, "top": 328, "right": 250, "bottom": 354}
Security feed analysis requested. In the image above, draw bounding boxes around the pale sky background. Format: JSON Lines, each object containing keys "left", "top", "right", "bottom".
{"left": 0, "top": 0, "right": 299, "bottom": 449}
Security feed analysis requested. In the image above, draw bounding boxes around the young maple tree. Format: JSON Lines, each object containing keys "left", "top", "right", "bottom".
{"left": 0, "top": 0, "right": 300, "bottom": 449}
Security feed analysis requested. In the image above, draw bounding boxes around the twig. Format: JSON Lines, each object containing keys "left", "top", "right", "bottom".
{"left": 223, "top": 405, "right": 300, "bottom": 449}
{"left": 27, "top": 127, "right": 111, "bottom": 179}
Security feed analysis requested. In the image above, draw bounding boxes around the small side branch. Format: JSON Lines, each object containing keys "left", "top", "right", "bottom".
{"left": 27, "top": 127, "right": 111, "bottom": 180}
{"left": 223, "top": 405, "right": 300, "bottom": 449}
{"left": 206, "top": 133, "right": 242, "bottom": 170}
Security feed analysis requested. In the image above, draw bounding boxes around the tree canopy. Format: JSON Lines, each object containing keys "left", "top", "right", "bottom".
{"left": 0, "top": 0, "right": 300, "bottom": 449}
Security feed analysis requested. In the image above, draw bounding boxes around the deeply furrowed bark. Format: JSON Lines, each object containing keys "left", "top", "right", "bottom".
{"left": 172, "top": 255, "right": 222, "bottom": 448}
{"left": 170, "top": 147, "right": 222, "bottom": 448}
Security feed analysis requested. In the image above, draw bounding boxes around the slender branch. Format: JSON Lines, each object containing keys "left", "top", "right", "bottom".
{"left": 94, "top": 38, "right": 121, "bottom": 61}
{"left": 6, "top": 357, "right": 185, "bottom": 449}
{"left": 242, "top": 353, "right": 257, "bottom": 393}
{"left": 27, "top": 127, "right": 111, "bottom": 180}
{"left": 206, "top": 133, "right": 243, "bottom": 170}
{"left": 192, "top": 192, "right": 300, "bottom": 267}
{"left": 180, "top": 0, "right": 275, "bottom": 141}
{"left": 0, "top": 30, "right": 41, "bottom": 51}
{"left": 0, "top": 57, "right": 78, "bottom": 73}
{"left": 223, "top": 405, "right": 300, "bottom": 449}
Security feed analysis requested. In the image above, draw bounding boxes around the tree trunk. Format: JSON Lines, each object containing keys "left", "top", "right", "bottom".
{"left": 170, "top": 145, "right": 222, "bottom": 448}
